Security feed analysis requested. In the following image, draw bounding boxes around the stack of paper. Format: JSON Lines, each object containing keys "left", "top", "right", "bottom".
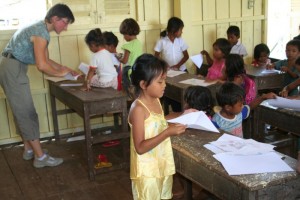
{"left": 167, "top": 111, "right": 219, "bottom": 133}
{"left": 204, "top": 134, "right": 294, "bottom": 175}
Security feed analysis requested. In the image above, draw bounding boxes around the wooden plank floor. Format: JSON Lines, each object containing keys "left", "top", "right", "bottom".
{"left": 0, "top": 138, "right": 218, "bottom": 200}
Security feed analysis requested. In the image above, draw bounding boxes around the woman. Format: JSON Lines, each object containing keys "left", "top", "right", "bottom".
{"left": 0, "top": 4, "right": 77, "bottom": 168}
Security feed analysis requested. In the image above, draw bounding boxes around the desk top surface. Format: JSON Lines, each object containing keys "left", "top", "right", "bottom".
{"left": 171, "top": 129, "right": 298, "bottom": 190}
{"left": 48, "top": 80, "right": 127, "bottom": 102}
{"left": 245, "top": 65, "right": 284, "bottom": 77}
{"left": 166, "top": 72, "right": 219, "bottom": 88}
{"left": 259, "top": 103, "right": 300, "bottom": 118}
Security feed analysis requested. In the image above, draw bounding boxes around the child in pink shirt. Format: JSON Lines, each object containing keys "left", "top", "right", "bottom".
{"left": 201, "top": 38, "right": 231, "bottom": 81}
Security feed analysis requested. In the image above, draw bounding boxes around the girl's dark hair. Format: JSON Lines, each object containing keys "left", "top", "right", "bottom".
{"left": 85, "top": 28, "right": 103, "bottom": 46}
{"left": 119, "top": 18, "right": 140, "bottom": 36}
{"left": 216, "top": 82, "right": 245, "bottom": 107}
{"left": 131, "top": 54, "right": 168, "bottom": 95}
{"left": 253, "top": 43, "right": 270, "bottom": 60}
{"left": 45, "top": 3, "right": 75, "bottom": 24}
{"left": 286, "top": 39, "right": 300, "bottom": 51}
{"left": 160, "top": 17, "right": 184, "bottom": 37}
{"left": 184, "top": 86, "right": 215, "bottom": 117}
{"left": 225, "top": 54, "right": 245, "bottom": 81}
{"left": 103, "top": 31, "right": 119, "bottom": 47}
{"left": 213, "top": 38, "right": 232, "bottom": 58}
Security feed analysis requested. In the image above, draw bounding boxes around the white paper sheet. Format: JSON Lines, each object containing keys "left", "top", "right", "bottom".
{"left": 167, "top": 111, "right": 219, "bottom": 133}
{"left": 213, "top": 152, "right": 294, "bottom": 175}
{"left": 261, "top": 69, "right": 281, "bottom": 74}
{"left": 60, "top": 83, "right": 83, "bottom": 87}
{"left": 264, "top": 96, "right": 300, "bottom": 111}
{"left": 167, "top": 70, "right": 186, "bottom": 77}
{"left": 64, "top": 73, "right": 81, "bottom": 81}
{"left": 190, "top": 54, "right": 203, "bottom": 69}
{"left": 45, "top": 73, "right": 81, "bottom": 82}
{"left": 78, "top": 62, "right": 90, "bottom": 75}
{"left": 45, "top": 76, "right": 68, "bottom": 82}
{"left": 179, "top": 78, "right": 216, "bottom": 86}
{"left": 210, "top": 138, "right": 275, "bottom": 155}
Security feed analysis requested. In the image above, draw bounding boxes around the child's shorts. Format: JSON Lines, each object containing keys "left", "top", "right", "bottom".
{"left": 131, "top": 175, "right": 173, "bottom": 200}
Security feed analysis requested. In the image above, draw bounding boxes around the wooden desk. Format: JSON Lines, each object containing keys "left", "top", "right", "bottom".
{"left": 245, "top": 65, "right": 285, "bottom": 94}
{"left": 164, "top": 73, "right": 221, "bottom": 111}
{"left": 253, "top": 104, "right": 300, "bottom": 139}
{"left": 172, "top": 129, "right": 300, "bottom": 200}
{"left": 48, "top": 81, "right": 128, "bottom": 180}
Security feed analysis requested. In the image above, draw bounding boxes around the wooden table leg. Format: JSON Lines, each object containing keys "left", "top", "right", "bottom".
{"left": 183, "top": 177, "right": 193, "bottom": 200}
{"left": 49, "top": 89, "right": 59, "bottom": 141}
{"left": 83, "top": 106, "right": 94, "bottom": 181}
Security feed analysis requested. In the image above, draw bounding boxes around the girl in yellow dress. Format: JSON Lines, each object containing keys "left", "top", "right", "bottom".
{"left": 128, "top": 54, "right": 187, "bottom": 200}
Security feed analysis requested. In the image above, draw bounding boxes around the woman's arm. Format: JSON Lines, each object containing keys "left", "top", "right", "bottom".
{"left": 32, "top": 36, "right": 70, "bottom": 76}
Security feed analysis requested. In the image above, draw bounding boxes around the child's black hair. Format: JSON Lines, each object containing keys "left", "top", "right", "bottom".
{"left": 253, "top": 43, "right": 270, "bottom": 60}
{"left": 226, "top": 25, "right": 240, "bottom": 37}
{"left": 184, "top": 86, "right": 215, "bottom": 117}
{"left": 225, "top": 54, "right": 245, "bottom": 81}
{"left": 119, "top": 18, "right": 140, "bottom": 36}
{"left": 216, "top": 82, "right": 245, "bottom": 107}
{"left": 160, "top": 17, "right": 184, "bottom": 37}
{"left": 131, "top": 54, "right": 168, "bottom": 96}
{"left": 85, "top": 28, "right": 103, "bottom": 46}
{"left": 103, "top": 31, "right": 119, "bottom": 47}
{"left": 213, "top": 38, "right": 232, "bottom": 58}
{"left": 286, "top": 39, "right": 300, "bottom": 52}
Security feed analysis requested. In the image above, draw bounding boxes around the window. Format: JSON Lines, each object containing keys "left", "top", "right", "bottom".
{"left": 0, "top": 0, "right": 47, "bottom": 30}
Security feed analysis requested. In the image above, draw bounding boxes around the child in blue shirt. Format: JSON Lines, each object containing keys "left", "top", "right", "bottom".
{"left": 212, "top": 82, "right": 250, "bottom": 138}
{"left": 268, "top": 39, "right": 300, "bottom": 96}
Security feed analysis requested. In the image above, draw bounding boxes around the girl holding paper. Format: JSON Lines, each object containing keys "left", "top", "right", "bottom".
{"left": 128, "top": 54, "right": 188, "bottom": 200}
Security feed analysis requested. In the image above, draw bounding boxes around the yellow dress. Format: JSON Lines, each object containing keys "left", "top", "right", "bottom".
{"left": 129, "top": 99, "right": 175, "bottom": 200}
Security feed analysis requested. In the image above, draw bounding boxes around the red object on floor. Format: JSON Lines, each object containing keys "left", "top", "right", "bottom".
{"left": 102, "top": 140, "right": 120, "bottom": 147}
{"left": 98, "top": 154, "right": 108, "bottom": 162}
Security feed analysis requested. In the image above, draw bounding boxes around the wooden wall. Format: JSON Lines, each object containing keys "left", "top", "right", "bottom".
{"left": 0, "top": 0, "right": 266, "bottom": 145}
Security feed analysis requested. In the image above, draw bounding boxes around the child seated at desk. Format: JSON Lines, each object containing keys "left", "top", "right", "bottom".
{"left": 183, "top": 86, "right": 215, "bottom": 119}
{"left": 103, "top": 31, "right": 122, "bottom": 91}
{"left": 212, "top": 82, "right": 251, "bottom": 138}
{"left": 251, "top": 43, "right": 271, "bottom": 68}
{"left": 200, "top": 38, "right": 231, "bottom": 81}
{"left": 225, "top": 54, "right": 276, "bottom": 107}
{"left": 268, "top": 39, "right": 300, "bottom": 96}
{"left": 227, "top": 25, "right": 248, "bottom": 57}
{"left": 280, "top": 57, "right": 300, "bottom": 97}
{"left": 84, "top": 28, "right": 118, "bottom": 91}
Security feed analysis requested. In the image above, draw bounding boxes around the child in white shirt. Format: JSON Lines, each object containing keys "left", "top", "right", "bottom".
{"left": 227, "top": 26, "right": 248, "bottom": 57}
{"left": 84, "top": 28, "right": 118, "bottom": 90}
